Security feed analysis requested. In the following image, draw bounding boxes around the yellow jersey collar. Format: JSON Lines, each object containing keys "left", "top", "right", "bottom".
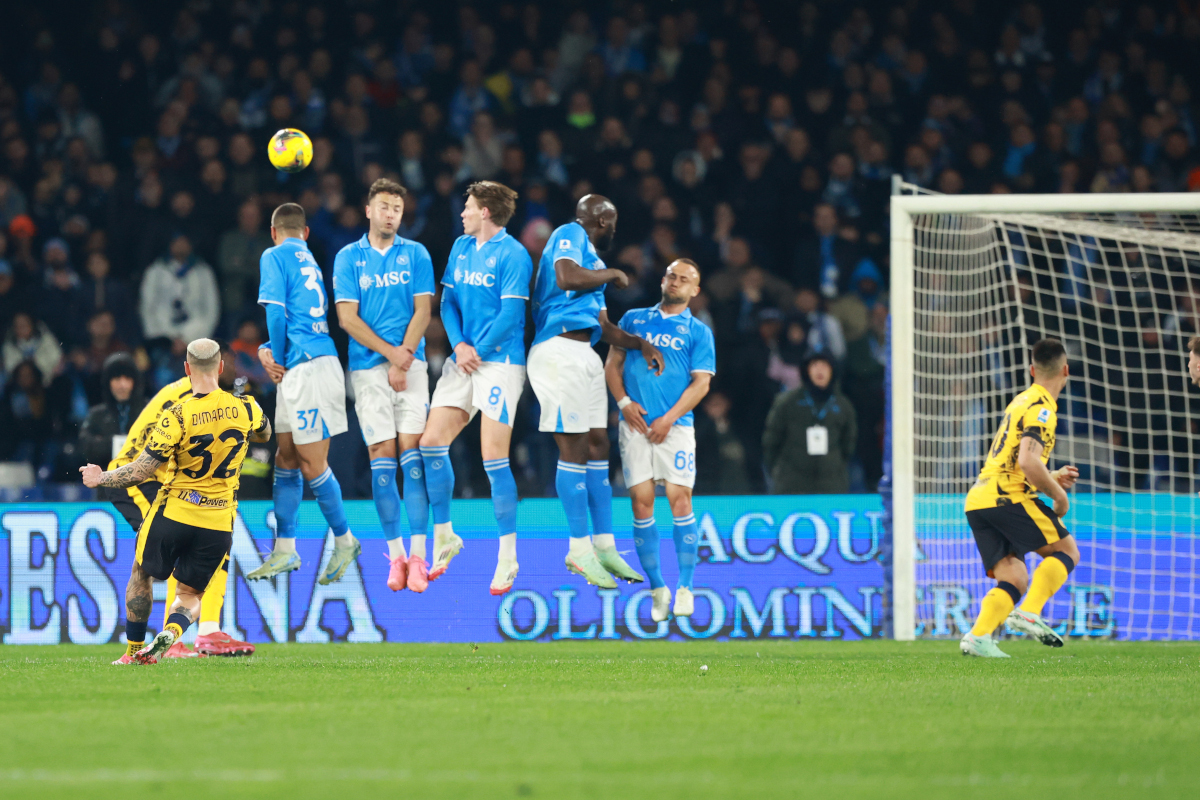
{"left": 1029, "top": 382, "right": 1057, "bottom": 412}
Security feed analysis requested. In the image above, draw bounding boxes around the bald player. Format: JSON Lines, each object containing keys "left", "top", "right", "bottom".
{"left": 605, "top": 260, "right": 715, "bottom": 622}
{"left": 529, "top": 194, "right": 664, "bottom": 591}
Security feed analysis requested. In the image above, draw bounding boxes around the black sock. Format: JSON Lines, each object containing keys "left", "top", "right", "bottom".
{"left": 166, "top": 612, "right": 191, "bottom": 635}
{"left": 997, "top": 581, "right": 1022, "bottom": 605}
{"left": 125, "top": 619, "right": 147, "bottom": 643}
{"left": 1050, "top": 552, "right": 1076, "bottom": 573}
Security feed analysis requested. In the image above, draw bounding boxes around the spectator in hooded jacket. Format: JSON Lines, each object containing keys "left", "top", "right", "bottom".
{"left": 77, "top": 351, "right": 145, "bottom": 468}
{"left": 762, "top": 350, "right": 857, "bottom": 494}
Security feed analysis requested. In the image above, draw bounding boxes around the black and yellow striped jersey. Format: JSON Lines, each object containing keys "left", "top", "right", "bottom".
{"left": 144, "top": 388, "right": 268, "bottom": 530}
{"left": 109, "top": 377, "right": 193, "bottom": 483}
{"left": 965, "top": 383, "right": 1058, "bottom": 511}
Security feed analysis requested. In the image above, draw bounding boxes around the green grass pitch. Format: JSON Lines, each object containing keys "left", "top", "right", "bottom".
{"left": 1, "top": 640, "right": 1197, "bottom": 799}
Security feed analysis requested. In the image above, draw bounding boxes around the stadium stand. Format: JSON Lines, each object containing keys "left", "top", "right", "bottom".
{"left": 0, "top": 0, "right": 1193, "bottom": 499}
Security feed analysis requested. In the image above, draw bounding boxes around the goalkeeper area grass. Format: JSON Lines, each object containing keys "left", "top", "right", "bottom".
{"left": 1, "top": 641, "right": 1196, "bottom": 800}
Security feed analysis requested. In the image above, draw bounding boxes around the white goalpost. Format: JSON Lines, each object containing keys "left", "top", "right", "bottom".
{"left": 890, "top": 189, "right": 1200, "bottom": 642}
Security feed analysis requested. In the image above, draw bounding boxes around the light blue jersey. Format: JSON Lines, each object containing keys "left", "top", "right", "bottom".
{"left": 532, "top": 221, "right": 607, "bottom": 347}
{"left": 617, "top": 305, "right": 716, "bottom": 427}
{"left": 441, "top": 230, "right": 532, "bottom": 365}
{"left": 333, "top": 234, "right": 435, "bottom": 370}
{"left": 257, "top": 237, "right": 338, "bottom": 368}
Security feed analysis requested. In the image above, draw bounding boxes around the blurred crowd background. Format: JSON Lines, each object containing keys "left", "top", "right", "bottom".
{"left": 0, "top": 0, "right": 1195, "bottom": 500}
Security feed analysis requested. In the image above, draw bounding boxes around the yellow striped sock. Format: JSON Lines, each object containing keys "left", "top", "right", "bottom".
{"left": 1021, "top": 556, "right": 1070, "bottom": 616}
{"left": 971, "top": 587, "right": 1016, "bottom": 637}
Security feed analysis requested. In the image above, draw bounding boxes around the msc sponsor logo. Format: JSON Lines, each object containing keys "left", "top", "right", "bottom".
{"left": 642, "top": 332, "right": 686, "bottom": 350}
{"left": 460, "top": 271, "right": 496, "bottom": 287}
{"left": 362, "top": 271, "right": 411, "bottom": 289}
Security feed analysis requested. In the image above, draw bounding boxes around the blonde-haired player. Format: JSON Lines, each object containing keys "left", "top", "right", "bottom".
{"left": 104, "top": 340, "right": 255, "bottom": 657}
{"left": 82, "top": 339, "right": 272, "bottom": 664}
{"left": 960, "top": 337, "right": 1081, "bottom": 658}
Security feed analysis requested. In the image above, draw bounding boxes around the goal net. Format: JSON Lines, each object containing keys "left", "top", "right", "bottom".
{"left": 890, "top": 187, "right": 1200, "bottom": 641}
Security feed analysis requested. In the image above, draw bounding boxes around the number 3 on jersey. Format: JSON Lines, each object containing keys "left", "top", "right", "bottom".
{"left": 300, "top": 266, "right": 326, "bottom": 317}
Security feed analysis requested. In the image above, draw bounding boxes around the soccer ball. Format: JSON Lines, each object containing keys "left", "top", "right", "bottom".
{"left": 267, "top": 128, "right": 313, "bottom": 173}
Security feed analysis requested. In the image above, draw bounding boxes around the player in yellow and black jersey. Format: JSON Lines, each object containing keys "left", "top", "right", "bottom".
{"left": 102, "top": 341, "right": 256, "bottom": 657}
{"left": 960, "top": 338, "right": 1082, "bottom": 658}
{"left": 82, "top": 339, "right": 271, "bottom": 665}
{"left": 106, "top": 375, "right": 194, "bottom": 530}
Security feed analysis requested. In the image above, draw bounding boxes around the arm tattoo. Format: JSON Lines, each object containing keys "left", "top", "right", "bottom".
{"left": 99, "top": 450, "right": 164, "bottom": 489}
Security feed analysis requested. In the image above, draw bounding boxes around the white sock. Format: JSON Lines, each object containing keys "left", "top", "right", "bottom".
{"left": 334, "top": 530, "right": 356, "bottom": 548}
{"left": 274, "top": 538, "right": 296, "bottom": 554}
{"left": 434, "top": 521, "right": 454, "bottom": 539}
{"left": 498, "top": 532, "right": 517, "bottom": 561}
{"left": 568, "top": 536, "right": 593, "bottom": 557}
{"left": 387, "top": 537, "right": 407, "bottom": 559}
{"left": 197, "top": 621, "right": 220, "bottom": 636}
{"left": 410, "top": 534, "right": 427, "bottom": 560}
{"left": 593, "top": 533, "right": 615, "bottom": 550}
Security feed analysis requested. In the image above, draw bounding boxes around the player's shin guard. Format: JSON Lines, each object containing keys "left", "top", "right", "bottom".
{"left": 586, "top": 461, "right": 614, "bottom": 542}
{"left": 370, "top": 458, "right": 403, "bottom": 545}
{"left": 672, "top": 514, "right": 699, "bottom": 590}
{"left": 420, "top": 446, "right": 453, "bottom": 525}
{"left": 272, "top": 467, "right": 304, "bottom": 541}
{"left": 1021, "top": 552, "right": 1074, "bottom": 616}
{"left": 484, "top": 458, "right": 518, "bottom": 536}
{"left": 400, "top": 449, "right": 430, "bottom": 538}
{"left": 309, "top": 467, "right": 349, "bottom": 537}
{"left": 971, "top": 581, "right": 1021, "bottom": 636}
{"left": 198, "top": 559, "right": 228, "bottom": 635}
{"left": 633, "top": 516, "right": 666, "bottom": 589}
{"left": 556, "top": 461, "right": 590, "bottom": 541}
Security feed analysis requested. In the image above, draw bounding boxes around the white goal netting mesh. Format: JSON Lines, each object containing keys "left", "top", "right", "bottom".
{"left": 910, "top": 203, "right": 1200, "bottom": 641}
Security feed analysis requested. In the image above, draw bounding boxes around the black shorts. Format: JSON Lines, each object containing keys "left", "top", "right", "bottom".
{"left": 135, "top": 503, "right": 232, "bottom": 589}
{"left": 965, "top": 498, "right": 1071, "bottom": 576}
{"left": 103, "top": 482, "right": 160, "bottom": 532}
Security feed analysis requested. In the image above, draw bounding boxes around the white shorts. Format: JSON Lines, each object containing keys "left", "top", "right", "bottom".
{"left": 350, "top": 361, "right": 430, "bottom": 445}
{"left": 527, "top": 337, "right": 607, "bottom": 434}
{"left": 275, "top": 355, "right": 349, "bottom": 446}
{"left": 430, "top": 358, "right": 525, "bottom": 427}
{"left": 619, "top": 420, "right": 697, "bottom": 489}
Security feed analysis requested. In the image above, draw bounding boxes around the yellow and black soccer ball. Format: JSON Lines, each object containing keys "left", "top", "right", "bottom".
{"left": 267, "top": 128, "right": 313, "bottom": 173}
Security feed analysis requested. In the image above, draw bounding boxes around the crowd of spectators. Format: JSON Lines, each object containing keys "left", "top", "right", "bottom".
{"left": 0, "top": 0, "right": 1194, "bottom": 497}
